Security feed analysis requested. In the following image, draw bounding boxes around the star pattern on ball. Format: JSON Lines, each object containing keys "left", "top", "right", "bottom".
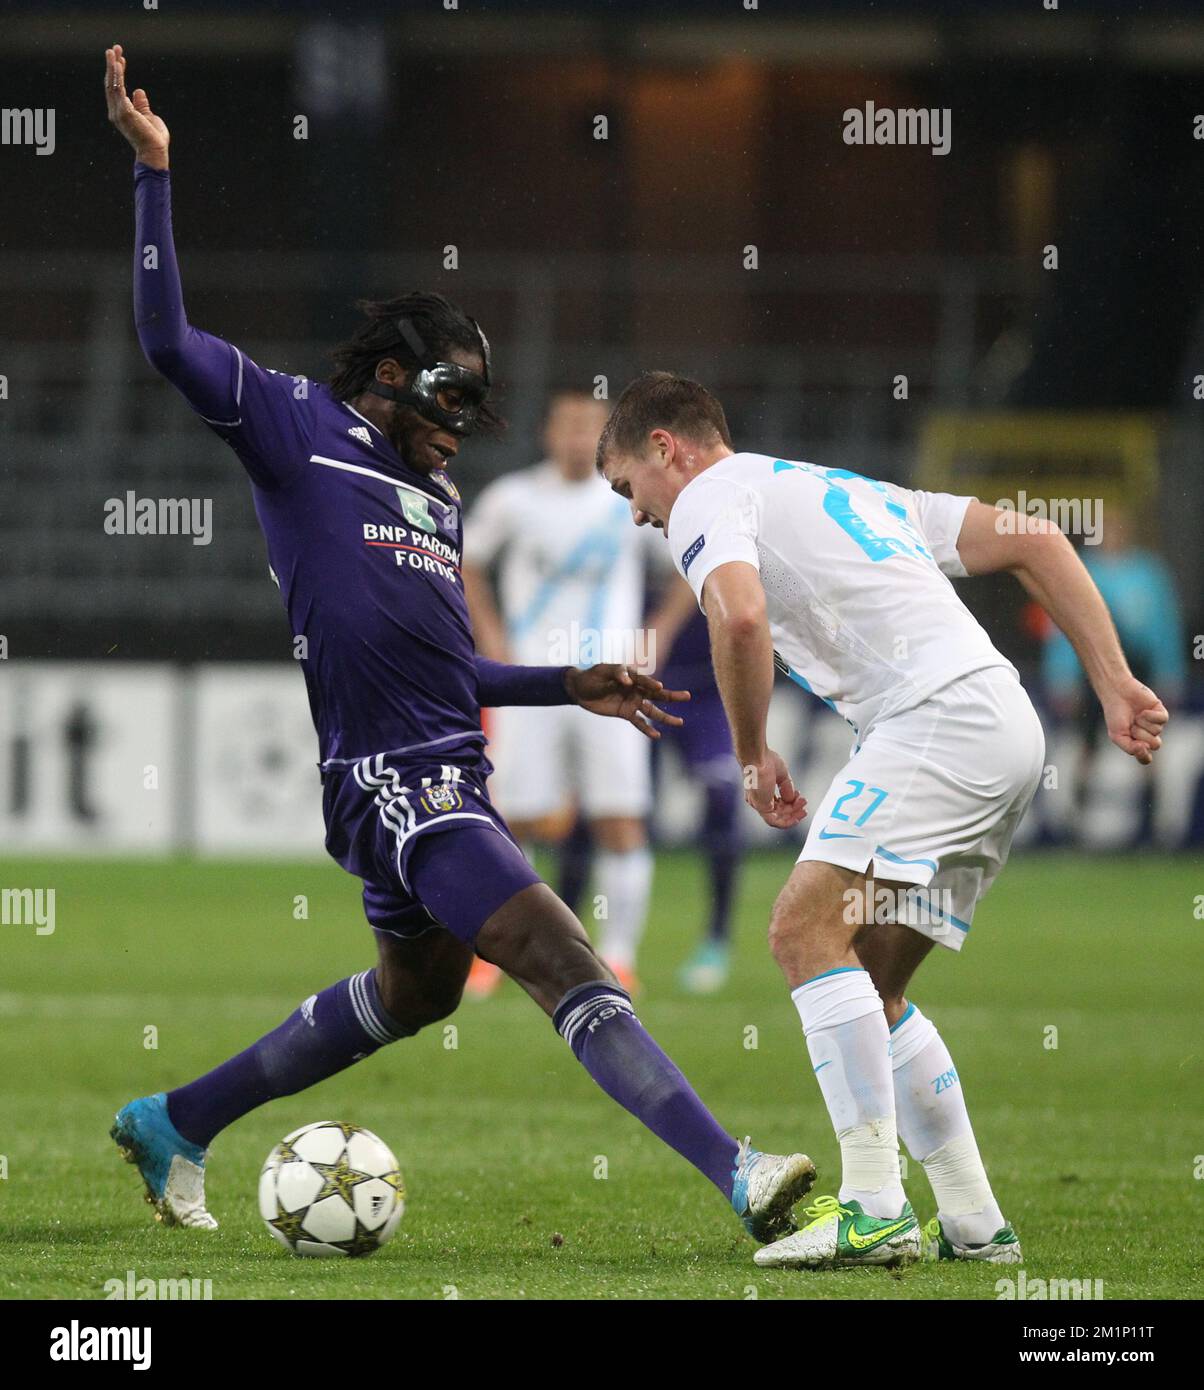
{"left": 268, "top": 1200, "right": 309, "bottom": 1246}
{"left": 310, "top": 1152, "right": 374, "bottom": 1205}
{"left": 332, "top": 1222, "right": 384, "bottom": 1258}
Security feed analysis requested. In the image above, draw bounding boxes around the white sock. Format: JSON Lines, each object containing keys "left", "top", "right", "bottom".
{"left": 792, "top": 967, "right": 905, "bottom": 1218}
{"left": 890, "top": 1003, "right": 1005, "bottom": 1246}
{"left": 596, "top": 846, "right": 653, "bottom": 971}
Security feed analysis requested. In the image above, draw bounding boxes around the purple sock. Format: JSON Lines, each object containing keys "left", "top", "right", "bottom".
{"left": 166, "top": 971, "right": 412, "bottom": 1148}
{"left": 553, "top": 981, "right": 739, "bottom": 1198}
{"left": 702, "top": 781, "right": 741, "bottom": 944}
{"left": 557, "top": 817, "right": 594, "bottom": 915}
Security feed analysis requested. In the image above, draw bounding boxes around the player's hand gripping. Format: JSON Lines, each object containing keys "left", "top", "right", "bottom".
{"left": 1100, "top": 674, "right": 1168, "bottom": 766}
{"left": 105, "top": 44, "right": 170, "bottom": 170}
{"left": 744, "top": 747, "right": 808, "bottom": 829}
{"left": 564, "top": 665, "right": 690, "bottom": 741}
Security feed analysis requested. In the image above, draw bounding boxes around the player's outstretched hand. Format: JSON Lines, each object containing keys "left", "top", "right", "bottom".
{"left": 105, "top": 44, "right": 170, "bottom": 170}
{"left": 564, "top": 665, "right": 689, "bottom": 741}
{"left": 1102, "top": 674, "right": 1168, "bottom": 766}
{"left": 744, "top": 748, "right": 808, "bottom": 829}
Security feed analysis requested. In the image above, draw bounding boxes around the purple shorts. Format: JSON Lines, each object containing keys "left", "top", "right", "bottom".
{"left": 322, "top": 754, "right": 541, "bottom": 943}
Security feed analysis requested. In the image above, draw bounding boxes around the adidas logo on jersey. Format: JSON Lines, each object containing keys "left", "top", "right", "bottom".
{"left": 347, "top": 426, "right": 372, "bottom": 444}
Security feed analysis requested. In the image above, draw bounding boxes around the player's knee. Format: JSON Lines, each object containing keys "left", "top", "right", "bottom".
{"left": 485, "top": 914, "right": 592, "bottom": 986}
{"left": 476, "top": 887, "right": 604, "bottom": 1004}
{"left": 767, "top": 865, "right": 844, "bottom": 967}
{"left": 767, "top": 895, "right": 804, "bottom": 965}
{"left": 414, "top": 983, "right": 464, "bottom": 1028}
{"left": 591, "top": 816, "right": 646, "bottom": 852}
{"left": 375, "top": 967, "right": 462, "bottom": 1032}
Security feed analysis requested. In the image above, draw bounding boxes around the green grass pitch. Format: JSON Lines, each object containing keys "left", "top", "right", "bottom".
{"left": 1, "top": 849, "right": 1200, "bottom": 1300}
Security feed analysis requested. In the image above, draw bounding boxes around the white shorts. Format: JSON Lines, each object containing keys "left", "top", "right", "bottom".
{"left": 487, "top": 702, "right": 652, "bottom": 821}
{"left": 797, "top": 666, "right": 1045, "bottom": 952}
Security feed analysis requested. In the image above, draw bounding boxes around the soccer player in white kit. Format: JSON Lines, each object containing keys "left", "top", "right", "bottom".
{"left": 465, "top": 390, "right": 692, "bottom": 992}
{"left": 598, "top": 372, "right": 1169, "bottom": 1271}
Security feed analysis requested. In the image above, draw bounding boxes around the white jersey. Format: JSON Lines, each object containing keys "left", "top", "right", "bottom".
{"left": 667, "top": 451, "right": 1014, "bottom": 738}
{"left": 467, "top": 461, "right": 664, "bottom": 666}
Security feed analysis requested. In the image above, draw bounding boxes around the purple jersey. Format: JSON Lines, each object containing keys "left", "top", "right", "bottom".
{"left": 132, "top": 162, "right": 568, "bottom": 774}
{"left": 224, "top": 371, "right": 484, "bottom": 771}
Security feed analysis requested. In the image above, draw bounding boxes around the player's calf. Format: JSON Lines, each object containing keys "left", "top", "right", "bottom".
{"left": 889, "top": 1005, "right": 1012, "bottom": 1251}
{"left": 766, "top": 863, "right": 910, "bottom": 1221}
{"left": 476, "top": 880, "right": 814, "bottom": 1237}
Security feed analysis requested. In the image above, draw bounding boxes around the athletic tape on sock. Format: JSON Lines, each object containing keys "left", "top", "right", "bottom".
{"left": 922, "top": 1133, "right": 994, "bottom": 1217}
{"left": 838, "top": 1117, "right": 903, "bottom": 1194}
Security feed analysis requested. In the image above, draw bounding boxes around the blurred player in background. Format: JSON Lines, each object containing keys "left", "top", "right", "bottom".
{"left": 1040, "top": 505, "right": 1185, "bottom": 833}
{"left": 551, "top": 610, "right": 746, "bottom": 998}
{"left": 652, "top": 610, "right": 745, "bottom": 994}
{"left": 464, "top": 390, "right": 697, "bottom": 995}
{"left": 599, "top": 371, "right": 1168, "bottom": 1272}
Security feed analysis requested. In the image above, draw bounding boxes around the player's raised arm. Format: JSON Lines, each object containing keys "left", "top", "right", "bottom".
{"left": 105, "top": 44, "right": 169, "bottom": 169}
{"left": 954, "top": 499, "right": 1169, "bottom": 764}
{"left": 106, "top": 45, "right": 309, "bottom": 488}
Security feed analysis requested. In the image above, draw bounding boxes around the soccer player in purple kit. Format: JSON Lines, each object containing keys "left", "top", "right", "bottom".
{"left": 102, "top": 44, "right": 816, "bottom": 1249}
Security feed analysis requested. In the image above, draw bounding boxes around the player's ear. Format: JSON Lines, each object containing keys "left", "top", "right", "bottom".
{"left": 375, "top": 357, "right": 408, "bottom": 388}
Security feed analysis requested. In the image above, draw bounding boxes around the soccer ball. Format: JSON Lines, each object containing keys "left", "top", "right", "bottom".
{"left": 259, "top": 1121, "right": 405, "bottom": 1257}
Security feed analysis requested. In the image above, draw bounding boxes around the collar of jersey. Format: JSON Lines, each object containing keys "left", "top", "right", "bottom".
{"left": 330, "top": 399, "right": 457, "bottom": 506}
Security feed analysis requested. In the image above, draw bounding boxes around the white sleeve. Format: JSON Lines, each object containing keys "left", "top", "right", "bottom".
{"left": 896, "top": 486, "right": 976, "bottom": 579}
{"left": 464, "top": 477, "right": 517, "bottom": 568}
{"left": 669, "top": 477, "right": 761, "bottom": 609}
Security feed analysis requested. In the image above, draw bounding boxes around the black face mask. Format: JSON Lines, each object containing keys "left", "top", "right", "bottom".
{"left": 367, "top": 317, "right": 493, "bottom": 437}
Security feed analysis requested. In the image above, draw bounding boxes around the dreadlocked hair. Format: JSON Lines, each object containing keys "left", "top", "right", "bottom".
{"left": 326, "top": 291, "right": 505, "bottom": 435}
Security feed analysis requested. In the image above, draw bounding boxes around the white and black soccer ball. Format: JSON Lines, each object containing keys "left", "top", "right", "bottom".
{"left": 259, "top": 1121, "right": 405, "bottom": 1257}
